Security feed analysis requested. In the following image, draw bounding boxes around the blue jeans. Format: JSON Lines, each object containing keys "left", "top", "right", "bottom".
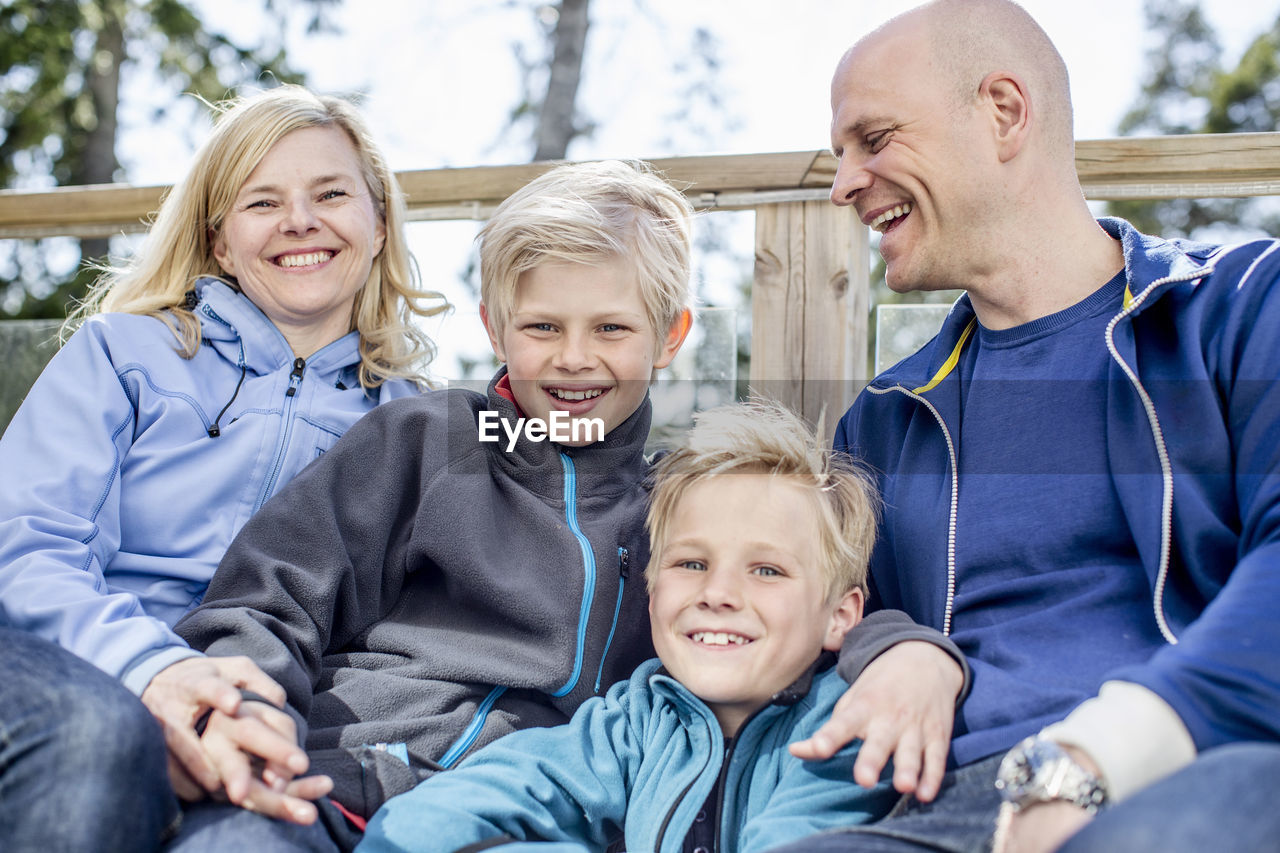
{"left": 166, "top": 801, "right": 341, "bottom": 853}
{"left": 1060, "top": 742, "right": 1280, "bottom": 852}
{"left": 0, "top": 627, "right": 181, "bottom": 852}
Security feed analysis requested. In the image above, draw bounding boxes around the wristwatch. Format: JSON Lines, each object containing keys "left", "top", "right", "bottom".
{"left": 995, "top": 735, "right": 1109, "bottom": 814}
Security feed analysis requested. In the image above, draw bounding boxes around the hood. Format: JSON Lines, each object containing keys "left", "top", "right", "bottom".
{"left": 193, "top": 277, "right": 364, "bottom": 390}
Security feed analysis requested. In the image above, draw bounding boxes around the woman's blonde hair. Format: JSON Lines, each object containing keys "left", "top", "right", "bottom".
{"left": 69, "top": 84, "right": 448, "bottom": 388}
{"left": 647, "top": 399, "right": 881, "bottom": 603}
{"left": 477, "top": 159, "right": 693, "bottom": 347}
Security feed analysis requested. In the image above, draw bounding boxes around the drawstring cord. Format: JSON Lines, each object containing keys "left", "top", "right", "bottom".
{"left": 207, "top": 363, "right": 247, "bottom": 438}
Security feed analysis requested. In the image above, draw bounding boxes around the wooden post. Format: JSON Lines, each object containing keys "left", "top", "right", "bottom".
{"left": 750, "top": 201, "right": 868, "bottom": 439}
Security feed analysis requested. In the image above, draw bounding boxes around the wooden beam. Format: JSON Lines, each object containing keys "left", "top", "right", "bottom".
{"left": 750, "top": 201, "right": 864, "bottom": 435}
{"left": 0, "top": 151, "right": 829, "bottom": 239}
{"left": 4, "top": 132, "right": 1280, "bottom": 237}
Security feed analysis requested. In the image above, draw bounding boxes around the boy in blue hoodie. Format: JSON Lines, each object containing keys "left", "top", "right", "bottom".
{"left": 357, "top": 400, "right": 900, "bottom": 853}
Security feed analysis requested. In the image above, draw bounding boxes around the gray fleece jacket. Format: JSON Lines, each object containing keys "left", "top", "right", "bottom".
{"left": 175, "top": 369, "right": 655, "bottom": 817}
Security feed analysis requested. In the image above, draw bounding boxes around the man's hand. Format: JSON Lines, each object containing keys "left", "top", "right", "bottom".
{"left": 200, "top": 701, "right": 333, "bottom": 825}
{"left": 140, "top": 656, "right": 288, "bottom": 797}
{"left": 790, "top": 640, "right": 963, "bottom": 802}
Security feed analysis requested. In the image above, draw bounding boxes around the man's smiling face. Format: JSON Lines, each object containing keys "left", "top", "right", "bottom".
{"left": 829, "top": 16, "right": 998, "bottom": 295}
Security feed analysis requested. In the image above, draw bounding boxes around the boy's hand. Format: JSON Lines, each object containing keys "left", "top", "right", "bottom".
{"left": 789, "top": 640, "right": 962, "bottom": 802}
{"left": 200, "top": 702, "right": 333, "bottom": 825}
{"left": 141, "top": 655, "right": 288, "bottom": 795}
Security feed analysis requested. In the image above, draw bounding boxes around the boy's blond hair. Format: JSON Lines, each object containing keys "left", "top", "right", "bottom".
{"left": 477, "top": 159, "right": 693, "bottom": 346}
{"left": 647, "top": 400, "right": 880, "bottom": 602}
{"left": 69, "top": 85, "right": 449, "bottom": 389}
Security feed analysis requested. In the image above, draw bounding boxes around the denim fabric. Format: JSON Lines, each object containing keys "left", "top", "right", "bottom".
{"left": 1060, "top": 742, "right": 1280, "bottom": 853}
{"left": 764, "top": 753, "right": 1003, "bottom": 853}
{"left": 165, "top": 801, "right": 341, "bottom": 853}
{"left": 0, "top": 628, "right": 180, "bottom": 852}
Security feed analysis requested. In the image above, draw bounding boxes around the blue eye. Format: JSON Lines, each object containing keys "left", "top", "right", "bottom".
{"left": 678, "top": 559, "right": 707, "bottom": 572}
{"left": 320, "top": 189, "right": 348, "bottom": 201}
{"left": 753, "top": 565, "right": 783, "bottom": 578}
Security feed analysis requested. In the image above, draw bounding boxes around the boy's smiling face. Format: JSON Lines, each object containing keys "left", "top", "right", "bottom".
{"left": 648, "top": 474, "right": 863, "bottom": 736}
{"left": 482, "top": 259, "right": 688, "bottom": 445}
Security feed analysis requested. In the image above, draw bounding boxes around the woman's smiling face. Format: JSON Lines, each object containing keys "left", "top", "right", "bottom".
{"left": 213, "top": 125, "right": 385, "bottom": 356}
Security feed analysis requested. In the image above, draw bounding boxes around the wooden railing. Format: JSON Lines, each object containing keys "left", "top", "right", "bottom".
{"left": 4, "top": 132, "right": 1280, "bottom": 430}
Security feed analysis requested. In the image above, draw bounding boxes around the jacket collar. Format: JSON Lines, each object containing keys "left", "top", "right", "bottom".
{"left": 193, "top": 277, "right": 364, "bottom": 385}
{"left": 483, "top": 365, "right": 653, "bottom": 500}
{"left": 869, "top": 218, "right": 1219, "bottom": 393}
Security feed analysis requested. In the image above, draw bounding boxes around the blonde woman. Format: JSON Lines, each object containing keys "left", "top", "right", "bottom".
{"left": 0, "top": 85, "right": 446, "bottom": 851}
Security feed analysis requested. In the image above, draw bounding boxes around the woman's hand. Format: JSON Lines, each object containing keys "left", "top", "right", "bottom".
{"left": 141, "top": 656, "right": 312, "bottom": 811}
{"left": 199, "top": 701, "right": 333, "bottom": 824}
{"left": 789, "top": 640, "right": 963, "bottom": 802}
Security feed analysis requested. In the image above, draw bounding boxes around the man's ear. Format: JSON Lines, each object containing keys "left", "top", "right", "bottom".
{"left": 823, "top": 586, "right": 865, "bottom": 652}
{"left": 980, "top": 70, "right": 1031, "bottom": 163}
{"left": 653, "top": 308, "right": 693, "bottom": 370}
{"left": 479, "top": 303, "right": 506, "bottom": 363}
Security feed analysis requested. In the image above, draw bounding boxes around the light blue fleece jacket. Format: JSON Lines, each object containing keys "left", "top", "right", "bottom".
{"left": 357, "top": 657, "right": 897, "bottom": 853}
{"left": 0, "top": 277, "right": 416, "bottom": 694}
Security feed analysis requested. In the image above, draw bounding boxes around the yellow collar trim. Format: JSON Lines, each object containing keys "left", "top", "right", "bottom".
{"left": 911, "top": 318, "right": 977, "bottom": 395}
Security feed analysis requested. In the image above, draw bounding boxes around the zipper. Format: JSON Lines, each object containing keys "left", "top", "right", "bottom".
{"left": 594, "top": 547, "right": 629, "bottom": 693}
{"left": 654, "top": 731, "right": 715, "bottom": 851}
{"left": 867, "top": 383, "right": 960, "bottom": 636}
{"left": 656, "top": 700, "right": 768, "bottom": 852}
{"left": 553, "top": 452, "right": 596, "bottom": 698}
{"left": 710, "top": 734, "right": 739, "bottom": 853}
{"left": 253, "top": 357, "right": 306, "bottom": 513}
{"left": 1103, "top": 264, "right": 1217, "bottom": 645}
{"left": 438, "top": 685, "right": 508, "bottom": 768}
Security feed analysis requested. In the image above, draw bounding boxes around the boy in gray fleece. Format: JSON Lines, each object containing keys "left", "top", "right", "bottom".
{"left": 171, "top": 159, "right": 693, "bottom": 849}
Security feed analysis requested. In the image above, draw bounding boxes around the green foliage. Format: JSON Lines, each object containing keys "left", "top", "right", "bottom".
{"left": 0, "top": 0, "right": 333, "bottom": 320}
{"left": 1107, "top": 0, "right": 1280, "bottom": 240}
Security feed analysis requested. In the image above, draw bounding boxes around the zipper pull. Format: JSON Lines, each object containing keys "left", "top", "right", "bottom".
{"left": 285, "top": 357, "right": 306, "bottom": 397}
{"left": 618, "top": 547, "right": 629, "bottom": 579}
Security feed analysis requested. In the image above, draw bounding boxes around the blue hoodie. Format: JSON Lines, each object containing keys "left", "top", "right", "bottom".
{"left": 0, "top": 278, "right": 417, "bottom": 694}
{"left": 835, "top": 218, "right": 1280, "bottom": 765}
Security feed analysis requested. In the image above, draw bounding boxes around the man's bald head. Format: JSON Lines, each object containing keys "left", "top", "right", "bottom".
{"left": 843, "top": 0, "right": 1074, "bottom": 160}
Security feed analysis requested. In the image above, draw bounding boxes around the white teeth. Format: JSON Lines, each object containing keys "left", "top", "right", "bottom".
{"left": 548, "top": 388, "right": 604, "bottom": 401}
{"left": 691, "top": 631, "right": 749, "bottom": 646}
{"left": 870, "top": 203, "right": 912, "bottom": 233}
{"left": 276, "top": 251, "right": 333, "bottom": 268}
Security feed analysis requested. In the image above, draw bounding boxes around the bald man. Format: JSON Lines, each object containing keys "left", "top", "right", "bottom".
{"left": 775, "top": 1, "right": 1280, "bottom": 851}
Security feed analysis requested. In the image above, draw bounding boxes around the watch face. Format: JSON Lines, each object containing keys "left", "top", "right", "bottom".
{"left": 996, "top": 736, "right": 1048, "bottom": 803}
{"left": 995, "top": 736, "right": 1108, "bottom": 812}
